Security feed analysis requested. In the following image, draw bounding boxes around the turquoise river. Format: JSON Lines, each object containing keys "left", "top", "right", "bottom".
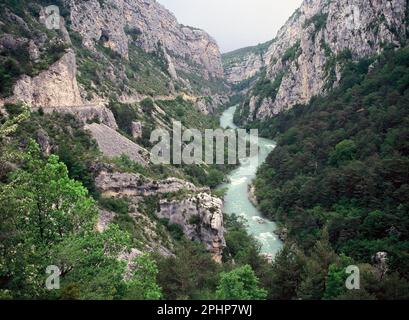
{"left": 219, "top": 106, "right": 283, "bottom": 257}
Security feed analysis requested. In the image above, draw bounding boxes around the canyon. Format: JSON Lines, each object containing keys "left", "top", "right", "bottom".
{"left": 224, "top": 0, "right": 408, "bottom": 122}
{"left": 1, "top": 0, "right": 408, "bottom": 266}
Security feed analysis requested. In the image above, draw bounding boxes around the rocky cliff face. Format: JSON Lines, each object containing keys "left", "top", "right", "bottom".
{"left": 1, "top": 0, "right": 227, "bottom": 109}
{"left": 3, "top": 50, "right": 83, "bottom": 108}
{"left": 222, "top": 41, "right": 273, "bottom": 85}
{"left": 67, "top": 0, "right": 223, "bottom": 79}
{"left": 95, "top": 171, "right": 208, "bottom": 197}
{"left": 231, "top": 0, "right": 408, "bottom": 122}
{"left": 95, "top": 171, "right": 225, "bottom": 261}
{"left": 158, "top": 193, "right": 225, "bottom": 263}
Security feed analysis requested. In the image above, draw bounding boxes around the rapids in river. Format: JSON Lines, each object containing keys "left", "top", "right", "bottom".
{"left": 219, "top": 106, "right": 283, "bottom": 257}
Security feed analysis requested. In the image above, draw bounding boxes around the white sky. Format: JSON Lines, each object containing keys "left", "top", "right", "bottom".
{"left": 157, "top": 0, "right": 303, "bottom": 53}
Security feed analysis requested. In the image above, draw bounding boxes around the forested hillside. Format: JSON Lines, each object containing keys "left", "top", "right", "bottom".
{"left": 253, "top": 46, "right": 409, "bottom": 299}
{"left": 0, "top": 0, "right": 274, "bottom": 300}
{"left": 1, "top": 0, "right": 409, "bottom": 302}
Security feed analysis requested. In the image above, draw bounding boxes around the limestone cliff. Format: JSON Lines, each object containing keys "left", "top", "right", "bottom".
{"left": 95, "top": 171, "right": 208, "bottom": 197}
{"left": 95, "top": 171, "right": 225, "bottom": 261}
{"left": 3, "top": 50, "right": 83, "bottom": 108}
{"left": 0, "top": 0, "right": 227, "bottom": 109}
{"left": 158, "top": 193, "right": 225, "bottom": 263}
{"left": 222, "top": 41, "right": 273, "bottom": 85}
{"left": 66, "top": 0, "right": 223, "bottom": 79}
{"left": 230, "top": 0, "right": 408, "bottom": 122}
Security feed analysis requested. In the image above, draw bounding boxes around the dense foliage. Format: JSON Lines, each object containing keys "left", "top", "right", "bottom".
{"left": 0, "top": 139, "right": 161, "bottom": 299}
{"left": 155, "top": 216, "right": 271, "bottom": 300}
{"left": 252, "top": 46, "right": 409, "bottom": 298}
{"left": 0, "top": 0, "right": 68, "bottom": 97}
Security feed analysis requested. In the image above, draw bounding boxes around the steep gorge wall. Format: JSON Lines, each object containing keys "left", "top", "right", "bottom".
{"left": 95, "top": 171, "right": 225, "bottom": 262}
{"left": 229, "top": 0, "right": 408, "bottom": 122}
{"left": 67, "top": 0, "right": 224, "bottom": 79}
{"left": 3, "top": 50, "right": 83, "bottom": 108}
{"left": 1, "top": 0, "right": 226, "bottom": 110}
{"left": 223, "top": 41, "right": 273, "bottom": 85}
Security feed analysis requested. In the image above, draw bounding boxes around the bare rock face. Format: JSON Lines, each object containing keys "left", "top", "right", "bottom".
{"left": 158, "top": 193, "right": 225, "bottom": 263}
{"left": 95, "top": 171, "right": 224, "bottom": 261}
{"left": 4, "top": 50, "right": 83, "bottom": 108}
{"left": 39, "top": 105, "right": 118, "bottom": 129}
{"left": 96, "top": 209, "right": 116, "bottom": 233}
{"left": 85, "top": 123, "right": 149, "bottom": 165}
{"left": 225, "top": 52, "right": 265, "bottom": 84}
{"left": 95, "top": 171, "right": 206, "bottom": 197}
{"left": 118, "top": 248, "right": 143, "bottom": 281}
{"left": 223, "top": 42, "right": 273, "bottom": 85}
{"left": 194, "top": 95, "right": 229, "bottom": 114}
{"left": 131, "top": 121, "right": 142, "bottom": 139}
{"left": 66, "top": 0, "right": 224, "bottom": 79}
{"left": 232, "top": 0, "right": 407, "bottom": 121}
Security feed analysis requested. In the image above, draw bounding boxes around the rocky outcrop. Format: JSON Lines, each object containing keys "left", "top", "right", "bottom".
{"left": 94, "top": 171, "right": 224, "bottom": 261}
{"left": 131, "top": 121, "right": 142, "bottom": 139}
{"left": 2, "top": 50, "right": 83, "bottom": 108}
{"left": 373, "top": 251, "right": 388, "bottom": 278}
{"left": 67, "top": 0, "right": 223, "bottom": 79}
{"left": 223, "top": 41, "right": 273, "bottom": 84}
{"left": 85, "top": 123, "right": 149, "bottom": 165}
{"left": 194, "top": 94, "right": 229, "bottom": 114}
{"left": 96, "top": 209, "right": 116, "bottom": 233}
{"left": 233, "top": 0, "right": 408, "bottom": 121}
{"left": 248, "top": 183, "right": 258, "bottom": 207}
{"left": 40, "top": 105, "right": 118, "bottom": 129}
{"left": 118, "top": 248, "right": 143, "bottom": 281}
{"left": 274, "top": 227, "right": 288, "bottom": 242}
{"left": 95, "top": 171, "right": 207, "bottom": 198}
{"left": 158, "top": 193, "right": 225, "bottom": 263}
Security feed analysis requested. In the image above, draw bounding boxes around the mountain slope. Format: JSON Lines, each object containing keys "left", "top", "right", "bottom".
{"left": 229, "top": 0, "right": 408, "bottom": 124}
{"left": 0, "top": 0, "right": 233, "bottom": 296}
{"left": 222, "top": 40, "right": 273, "bottom": 86}
{"left": 0, "top": 0, "right": 228, "bottom": 111}
{"left": 254, "top": 42, "right": 409, "bottom": 301}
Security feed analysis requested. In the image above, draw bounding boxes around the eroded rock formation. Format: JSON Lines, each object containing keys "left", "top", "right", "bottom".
{"left": 67, "top": 0, "right": 224, "bottom": 79}
{"left": 2, "top": 50, "right": 83, "bottom": 108}
{"left": 227, "top": 0, "right": 407, "bottom": 121}
{"left": 95, "top": 171, "right": 225, "bottom": 261}
{"left": 158, "top": 193, "right": 225, "bottom": 263}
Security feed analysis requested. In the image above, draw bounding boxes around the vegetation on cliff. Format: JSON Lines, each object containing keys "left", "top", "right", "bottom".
{"left": 253, "top": 46, "right": 409, "bottom": 299}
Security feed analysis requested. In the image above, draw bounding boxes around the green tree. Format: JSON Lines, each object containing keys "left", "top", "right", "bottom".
{"left": 0, "top": 104, "right": 29, "bottom": 179}
{"left": 0, "top": 141, "right": 97, "bottom": 298}
{"left": 156, "top": 240, "right": 219, "bottom": 300}
{"left": 206, "top": 169, "right": 224, "bottom": 189}
{"left": 329, "top": 139, "right": 357, "bottom": 166}
{"left": 0, "top": 140, "right": 137, "bottom": 299}
{"left": 141, "top": 98, "right": 154, "bottom": 115}
{"left": 297, "top": 229, "right": 338, "bottom": 300}
{"left": 124, "top": 254, "right": 162, "bottom": 300}
{"left": 216, "top": 265, "right": 267, "bottom": 300}
{"left": 51, "top": 224, "right": 130, "bottom": 300}
{"left": 323, "top": 255, "right": 354, "bottom": 299}
{"left": 269, "top": 244, "right": 304, "bottom": 300}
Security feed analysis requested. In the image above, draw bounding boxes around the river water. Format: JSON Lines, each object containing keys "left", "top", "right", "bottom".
{"left": 219, "top": 106, "right": 283, "bottom": 257}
